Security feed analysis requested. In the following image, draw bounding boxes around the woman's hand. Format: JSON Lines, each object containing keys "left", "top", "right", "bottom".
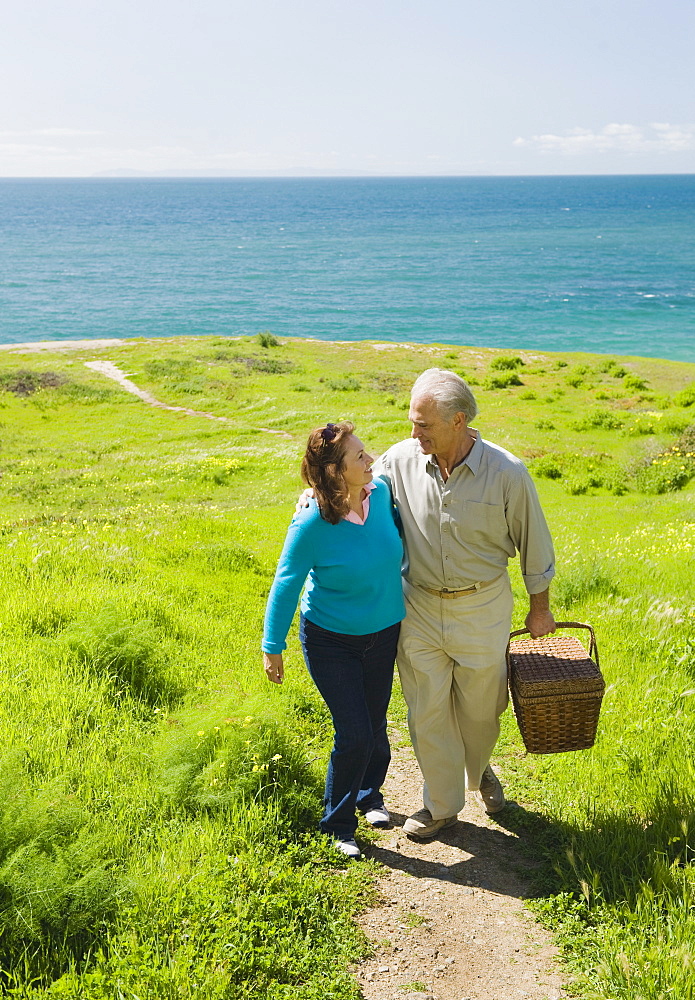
{"left": 263, "top": 652, "right": 284, "bottom": 684}
{"left": 295, "top": 487, "right": 314, "bottom": 513}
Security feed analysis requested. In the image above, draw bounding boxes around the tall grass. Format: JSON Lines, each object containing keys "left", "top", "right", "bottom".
{"left": 0, "top": 336, "right": 694, "bottom": 997}
{"left": 0, "top": 508, "right": 368, "bottom": 997}
{"left": 502, "top": 522, "right": 695, "bottom": 998}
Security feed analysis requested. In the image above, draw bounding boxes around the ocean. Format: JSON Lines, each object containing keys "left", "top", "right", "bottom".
{"left": 0, "top": 175, "right": 693, "bottom": 362}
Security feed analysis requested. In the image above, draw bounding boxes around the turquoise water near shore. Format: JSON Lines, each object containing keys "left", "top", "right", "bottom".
{"left": 0, "top": 175, "right": 693, "bottom": 361}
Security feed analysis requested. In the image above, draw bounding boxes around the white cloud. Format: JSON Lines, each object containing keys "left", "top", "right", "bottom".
{"left": 0, "top": 128, "right": 105, "bottom": 138}
{"left": 33, "top": 128, "right": 106, "bottom": 137}
{"left": 513, "top": 123, "right": 695, "bottom": 155}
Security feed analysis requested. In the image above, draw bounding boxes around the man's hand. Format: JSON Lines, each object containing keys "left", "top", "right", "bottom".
{"left": 263, "top": 652, "right": 284, "bottom": 684}
{"left": 525, "top": 589, "right": 556, "bottom": 639}
{"left": 295, "top": 487, "right": 314, "bottom": 513}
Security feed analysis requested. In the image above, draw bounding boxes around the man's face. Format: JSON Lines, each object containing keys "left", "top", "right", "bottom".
{"left": 408, "top": 395, "right": 462, "bottom": 455}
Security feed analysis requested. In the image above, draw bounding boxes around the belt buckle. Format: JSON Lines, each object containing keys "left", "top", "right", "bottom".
{"left": 442, "top": 585, "right": 476, "bottom": 598}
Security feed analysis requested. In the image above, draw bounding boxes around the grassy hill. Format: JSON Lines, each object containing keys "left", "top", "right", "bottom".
{"left": 0, "top": 334, "right": 693, "bottom": 999}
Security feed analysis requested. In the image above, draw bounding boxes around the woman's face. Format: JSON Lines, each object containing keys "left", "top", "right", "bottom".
{"left": 341, "top": 434, "right": 374, "bottom": 490}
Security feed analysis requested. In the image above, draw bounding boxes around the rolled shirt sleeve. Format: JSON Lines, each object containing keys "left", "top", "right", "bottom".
{"left": 503, "top": 465, "right": 555, "bottom": 594}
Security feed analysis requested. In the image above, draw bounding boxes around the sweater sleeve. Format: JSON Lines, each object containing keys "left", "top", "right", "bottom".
{"left": 262, "top": 509, "right": 317, "bottom": 654}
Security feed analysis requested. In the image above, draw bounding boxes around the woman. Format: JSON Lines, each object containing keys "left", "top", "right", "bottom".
{"left": 262, "top": 421, "right": 405, "bottom": 859}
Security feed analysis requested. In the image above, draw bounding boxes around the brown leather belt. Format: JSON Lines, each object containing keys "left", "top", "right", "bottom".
{"left": 416, "top": 575, "right": 501, "bottom": 599}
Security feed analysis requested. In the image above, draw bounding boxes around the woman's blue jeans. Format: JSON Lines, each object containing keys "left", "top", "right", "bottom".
{"left": 299, "top": 614, "right": 400, "bottom": 840}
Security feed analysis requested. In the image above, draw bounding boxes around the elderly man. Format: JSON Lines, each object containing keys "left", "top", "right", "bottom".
{"left": 373, "top": 368, "right": 556, "bottom": 839}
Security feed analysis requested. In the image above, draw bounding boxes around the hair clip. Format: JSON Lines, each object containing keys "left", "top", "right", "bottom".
{"left": 321, "top": 423, "right": 337, "bottom": 442}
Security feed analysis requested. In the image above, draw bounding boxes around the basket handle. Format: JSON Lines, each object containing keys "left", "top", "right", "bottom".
{"left": 508, "top": 621, "right": 599, "bottom": 668}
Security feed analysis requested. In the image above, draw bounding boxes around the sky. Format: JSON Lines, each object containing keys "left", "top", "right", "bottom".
{"left": 2, "top": 0, "right": 694, "bottom": 177}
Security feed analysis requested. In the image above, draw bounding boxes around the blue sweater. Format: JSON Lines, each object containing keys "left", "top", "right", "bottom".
{"left": 262, "top": 479, "right": 405, "bottom": 654}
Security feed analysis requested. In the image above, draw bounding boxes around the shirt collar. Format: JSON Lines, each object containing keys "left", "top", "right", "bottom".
{"left": 425, "top": 429, "right": 483, "bottom": 477}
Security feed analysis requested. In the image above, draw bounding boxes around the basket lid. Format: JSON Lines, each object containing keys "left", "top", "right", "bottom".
{"left": 508, "top": 635, "right": 604, "bottom": 696}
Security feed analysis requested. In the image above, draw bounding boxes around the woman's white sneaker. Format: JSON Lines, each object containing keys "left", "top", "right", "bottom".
{"left": 334, "top": 838, "right": 361, "bottom": 859}
{"left": 363, "top": 805, "right": 391, "bottom": 828}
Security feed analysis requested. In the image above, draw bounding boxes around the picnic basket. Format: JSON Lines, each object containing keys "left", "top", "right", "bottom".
{"left": 507, "top": 622, "right": 604, "bottom": 754}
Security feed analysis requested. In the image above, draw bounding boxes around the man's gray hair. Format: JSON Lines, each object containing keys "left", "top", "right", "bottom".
{"left": 411, "top": 368, "right": 479, "bottom": 422}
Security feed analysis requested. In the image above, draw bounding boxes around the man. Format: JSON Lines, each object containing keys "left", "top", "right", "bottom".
{"left": 373, "top": 368, "right": 556, "bottom": 839}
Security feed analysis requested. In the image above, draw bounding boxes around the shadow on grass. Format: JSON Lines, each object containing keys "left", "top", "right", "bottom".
{"left": 491, "top": 789, "right": 695, "bottom": 909}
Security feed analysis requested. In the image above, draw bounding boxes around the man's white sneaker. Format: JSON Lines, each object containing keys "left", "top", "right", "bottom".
{"left": 403, "top": 808, "right": 457, "bottom": 840}
{"left": 475, "top": 765, "right": 506, "bottom": 814}
{"left": 363, "top": 805, "right": 390, "bottom": 828}
{"left": 334, "top": 838, "right": 361, "bottom": 859}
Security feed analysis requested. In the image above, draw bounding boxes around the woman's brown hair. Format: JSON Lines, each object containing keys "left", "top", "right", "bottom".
{"left": 301, "top": 421, "right": 355, "bottom": 524}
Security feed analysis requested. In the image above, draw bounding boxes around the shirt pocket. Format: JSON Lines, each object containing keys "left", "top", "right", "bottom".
{"left": 449, "top": 500, "right": 510, "bottom": 549}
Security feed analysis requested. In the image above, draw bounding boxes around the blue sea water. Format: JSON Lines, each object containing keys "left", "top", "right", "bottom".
{"left": 0, "top": 175, "right": 693, "bottom": 362}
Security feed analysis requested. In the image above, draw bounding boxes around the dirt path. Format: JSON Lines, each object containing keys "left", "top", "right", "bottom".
{"left": 0, "top": 340, "right": 290, "bottom": 437}
{"left": 355, "top": 732, "right": 567, "bottom": 1000}
{"left": 83, "top": 359, "right": 292, "bottom": 437}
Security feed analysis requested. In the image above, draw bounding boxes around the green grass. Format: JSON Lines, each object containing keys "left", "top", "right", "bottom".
{"left": 0, "top": 334, "right": 693, "bottom": 997}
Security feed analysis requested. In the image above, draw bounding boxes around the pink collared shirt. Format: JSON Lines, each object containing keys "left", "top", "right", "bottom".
{"left": 344, "top": 481, "right": 376, "bottom": 525}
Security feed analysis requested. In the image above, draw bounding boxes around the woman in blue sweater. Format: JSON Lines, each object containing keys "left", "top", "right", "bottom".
{"left": 263, "top": 421, "right": 405, "bottom": 859}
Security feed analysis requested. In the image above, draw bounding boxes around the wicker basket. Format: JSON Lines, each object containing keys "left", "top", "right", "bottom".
{"left": 507, "top": 622, "right": 604, "bottom": 754}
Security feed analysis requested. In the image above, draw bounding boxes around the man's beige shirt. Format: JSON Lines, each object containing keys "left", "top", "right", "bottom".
{"left": 374, "top": 432, "right": 555, "bottom": 595}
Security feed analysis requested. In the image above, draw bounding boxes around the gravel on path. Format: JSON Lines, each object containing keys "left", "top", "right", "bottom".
{"left": 353, "top": 733, "right": 567, "bottom": 1000}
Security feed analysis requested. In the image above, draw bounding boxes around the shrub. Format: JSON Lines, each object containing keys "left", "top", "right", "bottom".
{"left": 565, "top": 477, "right": 589, "bottom": 495}
{"left": 674, "top": 382, "right": 695, "bottom": 407}
{"left": 623, "top": 373, "right": 649, "bottom": 392}
{"left": 535, "top": 419, "right": 556, "bottom": 431}
{"left": 484, "top": 371, "right": 523, "bottom": 389}
{"left": 490, "top": 354, "right": 524, "bottom": 371}
{"left": 0, "top": 370, "right": 67, "bottom": 396}
{"left": 629, "top": 431, "right": 695, "bottom": 494}
{"left": 623, "top": 415, "right": 660, "bottom": 436}
{"left": 572, "top": 409, "right": 625, "bottom": 431}
{"left": 631, "top": 461, "right": 692, "bottom": 495}
{"left": 532, "top": 455, "right": 563, "bottom": 479}
{"left": 663, "top": 413, "right": 693, "bottom": 433}
{"left": 520, "top": 390, "right": 537, "bottom": 400}
{"left": 233, "top": 355, "right": 294, "bottom": 374}
{"left": 328, "top": 376, "right": 361, "bottom": 391}
{"left": 256, "top": 331, "right": 280, "bottom": 348}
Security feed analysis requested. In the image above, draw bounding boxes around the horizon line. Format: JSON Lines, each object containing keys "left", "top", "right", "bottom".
{"left": 1, "top": 170, "right": 694, "bottom": 181}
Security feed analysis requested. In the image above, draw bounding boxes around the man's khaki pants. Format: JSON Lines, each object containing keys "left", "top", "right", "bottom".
{"left": 397, "top": 574, "right": 513, "bottom": 819}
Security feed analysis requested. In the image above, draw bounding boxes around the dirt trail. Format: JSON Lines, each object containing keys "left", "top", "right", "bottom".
{"left": 83, "top": 360, "right": 292, "bottom": 437}
{"left": 355, "top": 733, "right": 567, "bottom": 1000}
